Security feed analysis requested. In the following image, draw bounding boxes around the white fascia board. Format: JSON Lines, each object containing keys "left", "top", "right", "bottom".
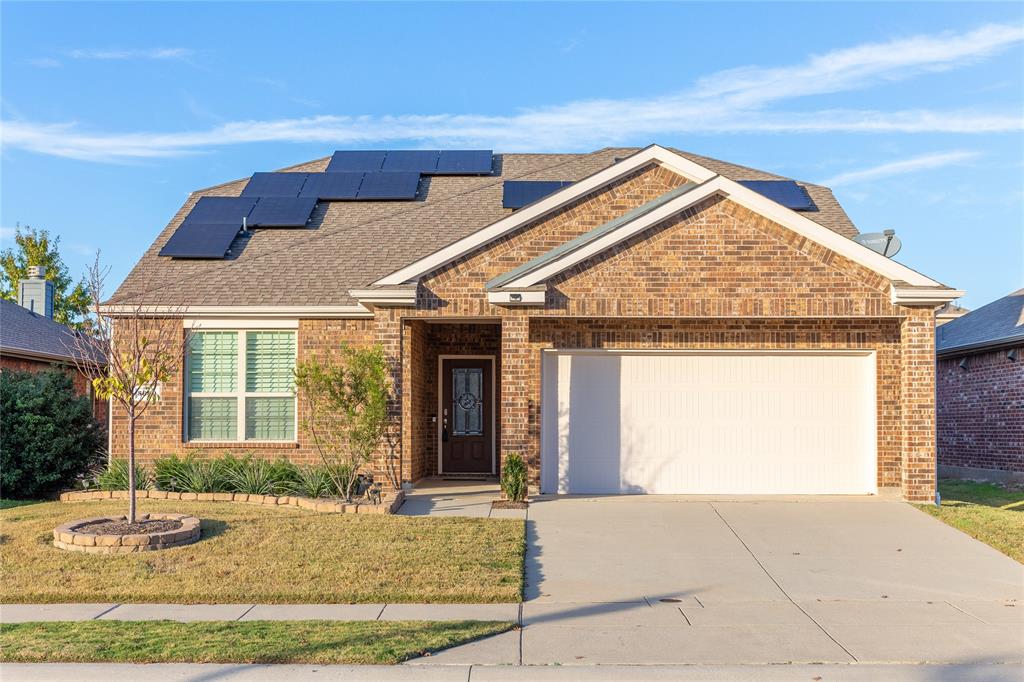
{"left": 487, "top": 289, "right": 546, "bottom": 306}
{"left": 101, "top": 304, "right": 373, "bottom": 319}
{"left": 373, "top": 145, "right": 716, "bottom": 287}
{"left": 890, "top": 285, "right": 965, "bottom": 306}
{"left": 504, "top": 175, "right": 948, "bottom": 291}
{"left": 348, "top": 288, "right": 417, "bottom": 307}
{"left": 719, "top": 179, "right": 942, "bottom": 288}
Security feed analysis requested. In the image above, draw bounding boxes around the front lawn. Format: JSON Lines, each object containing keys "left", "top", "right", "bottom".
{"left": 0, "top": 499, "right": 524, "bottom": 603}
{"left": 919, "top": 479, "right": 1024, "bottom": 563}
{"left": 0, "top": 620, "right": 513, "bottom": 665}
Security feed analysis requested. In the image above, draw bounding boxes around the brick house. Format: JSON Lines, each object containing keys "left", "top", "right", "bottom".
{"left": 936, "top": 289, "right": 1023, "bottom": 482}
{"left": 0, "top": 267, "right": 107, "bottom": 422}
{"left": 106, "top": 145, "right": 962, "bottom": 502}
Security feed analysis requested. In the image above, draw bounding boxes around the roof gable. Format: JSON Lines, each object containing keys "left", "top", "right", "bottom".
{"left": 376, "top": 145, "right": 957, "bottom": 305}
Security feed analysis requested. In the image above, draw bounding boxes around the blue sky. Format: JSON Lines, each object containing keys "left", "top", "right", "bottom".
{"left": 1, "top": 1, "right": 1021, "bottom": 308}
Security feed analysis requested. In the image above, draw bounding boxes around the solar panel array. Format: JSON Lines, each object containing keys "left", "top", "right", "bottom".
{"left": 327, "top": 149, "right": 493, "bottom": 175}
{"left": 240, "top": 171, "right": 421, "bottom": 201}
{"left": 737, "top": 180, "right": 816, "bottom": 211}
{"left": 162, "top": 149, "right": 493, "bottom": 259}
{"left": 502, "top": 180, "right": 574, "bottom": 209}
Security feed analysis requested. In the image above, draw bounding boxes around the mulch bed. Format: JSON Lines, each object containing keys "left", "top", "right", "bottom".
{"left": 76, "top": 519, "right": 183, "bottom": 535}
{"left": 491, "top": 500, "right": 529, "bottom": 509}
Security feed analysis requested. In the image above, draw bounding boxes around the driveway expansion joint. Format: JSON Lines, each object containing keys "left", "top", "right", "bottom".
{"left": 709, "top": 501, "right": 859, "bottom": 663}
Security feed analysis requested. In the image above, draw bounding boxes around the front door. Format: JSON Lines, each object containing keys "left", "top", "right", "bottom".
{"left": 441, "top": 358, "right": 493, "bottom": 474}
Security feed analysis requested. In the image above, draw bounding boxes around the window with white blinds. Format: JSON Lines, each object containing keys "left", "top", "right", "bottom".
{"left": 186, "top": 330, "right": 296, "bottom": 442}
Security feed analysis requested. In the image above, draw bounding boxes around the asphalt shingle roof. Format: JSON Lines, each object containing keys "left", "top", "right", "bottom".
{"left": 0, "top": 299, "right": 94, "bottom": 363}
{"left": 936, "top": 289, "right": 1024, "bottom": 355}
{"left": 110, "top": 147, "right": 860, "bottom": 307}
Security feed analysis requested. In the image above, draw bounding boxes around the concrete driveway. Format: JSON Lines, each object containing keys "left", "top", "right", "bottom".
{"left": 423, "top": 494, "right": 1024, "bottom": 667}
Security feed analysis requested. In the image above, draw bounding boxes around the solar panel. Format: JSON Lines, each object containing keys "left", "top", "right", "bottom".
{"left": 737, "top": 180, "right": 816, "bottom": 211}
{"left": 247, "top": 197, "right": 318, "bottom": 227}
{"left": 326, "top": 151, "right": 386, "bottom": 172}
{"left": 502, "top": 180, "right": 574, "bottom": 209}
{"left": 435, "top": 150, "right": 492, "bottom": 175}
{"left": 299, "top": 172, "right": 362, "bottom": 200}
{"left": 381, "top": 150, "right": 440, "bottom": 173}
{"left": 356, "top": 172, "right": 420, "bottom": 200}
{"left": 159, "top": 221, "right": 241, "bottom": 259}
{"left": 184, "top": 196, "right": 259, "bottom": 224}
{"left": 241, "top": 172, "right": 308, "bottom": 197}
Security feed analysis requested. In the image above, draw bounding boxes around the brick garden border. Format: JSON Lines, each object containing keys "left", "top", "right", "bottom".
{"left": 58, "top": 489, "right": 406, "bottom": 515}
{"left": 53, "top": 513, "right": 200, "bottom": 554}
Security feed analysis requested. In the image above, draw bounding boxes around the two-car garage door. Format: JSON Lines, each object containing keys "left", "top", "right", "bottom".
{"left": 540, "top": 351, "right": 877, "bottom": 495}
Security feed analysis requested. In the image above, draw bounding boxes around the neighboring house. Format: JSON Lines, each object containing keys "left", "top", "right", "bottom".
{"left": 936, "top": 289, "right": 1024, "bottom": 482}
{"left": 106, "top": 145, "right": 962, "bottom": 502}
{"left": 0, "top": 267, "right": 107, "bottom": 422}
{"left": 935, "top": 301, "right": 969, "bottom": 326}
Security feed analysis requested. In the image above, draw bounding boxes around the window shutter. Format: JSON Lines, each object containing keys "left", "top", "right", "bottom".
{"left": 246, "top": 331, "right": 296, "bottom": 393}
{"left": 189, "top": 332, "right": 238, "bottom": 393}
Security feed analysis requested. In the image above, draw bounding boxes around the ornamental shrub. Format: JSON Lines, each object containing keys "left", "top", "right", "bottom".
{"left": 501, "top": 453, "right": 528, "bottom": 503}
{"left": 96, "top": 459, "right": 150, "bottom": 491}
{"left": 0, "top": 368, "right": 105, "bottom": 499}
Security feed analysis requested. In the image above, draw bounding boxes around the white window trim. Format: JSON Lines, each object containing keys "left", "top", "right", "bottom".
{"left": 184, "top": 329, "right": 298, "bottom": 444}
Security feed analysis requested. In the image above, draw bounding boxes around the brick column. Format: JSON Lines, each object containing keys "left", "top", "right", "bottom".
{"left": 900, "top": 308, "right": 937, "bottom": 502}
{"left": 500, "top": 315, "right": 540, "bottom": 485}
{"left": 373, "top": 310, "right": 406, "bottom": 486}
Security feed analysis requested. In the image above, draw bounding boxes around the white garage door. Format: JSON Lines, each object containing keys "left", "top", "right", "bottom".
{"left": 541, "top": 351, "right": 877, "bottom": 495}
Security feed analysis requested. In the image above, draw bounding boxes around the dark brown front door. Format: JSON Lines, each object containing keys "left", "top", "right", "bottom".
{"left": 441, "top": 358, "right": 493, "bottom": 474}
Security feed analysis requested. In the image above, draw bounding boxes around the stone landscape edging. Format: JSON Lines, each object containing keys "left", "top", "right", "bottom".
{"left": 53, "top": 513, "right": 201, "bottom": 554}
{"left": 58, "top": 489, "right": 406, "bottom": 515}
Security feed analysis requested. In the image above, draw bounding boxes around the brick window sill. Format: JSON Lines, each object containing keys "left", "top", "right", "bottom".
{"left": 184, "top": 441, "right": 300, "bottom": 450}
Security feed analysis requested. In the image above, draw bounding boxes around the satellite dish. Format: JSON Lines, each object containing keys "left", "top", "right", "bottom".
{"left": 854, "top": 229, "right": 902, "bottom": 257}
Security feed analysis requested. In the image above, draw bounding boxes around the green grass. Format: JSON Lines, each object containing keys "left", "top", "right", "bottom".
{"left": 0, "top": 500, "right": 43, "bottom": 510}
{"left": 919, "top": 479, "right": 1024, "bottom": 563}
{"left": 0, "top": 499, "right": 524, "bottom": 604}
{"left": 0, "top": 620, "right": 514, "bottom": 665}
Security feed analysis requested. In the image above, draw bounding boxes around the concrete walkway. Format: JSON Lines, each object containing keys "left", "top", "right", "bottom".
{"left": 0, "top": 603, "right": 519, "bottom": 623}
{"left": 397, "top": 479, "right": 526, "bottom": 519}
{"left": 4, "top": 662, "right": 1023, "bottom": 681}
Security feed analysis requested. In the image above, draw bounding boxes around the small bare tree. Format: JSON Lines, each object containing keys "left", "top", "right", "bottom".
{"left": 294, "top": 343, "right": 392, "bottom": 501}
{"left": 67, "top": 254, "right": 190, "bottom": 523}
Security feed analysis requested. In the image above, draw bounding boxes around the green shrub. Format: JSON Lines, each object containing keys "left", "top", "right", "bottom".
{"left": 153, "top": 454, "right": 192, "bottom": 492}
{"left": 95, "top": 459, "right": 150, "bottom": 491}
{"left": 501, "top": 453, "right": 528, "bottom": 503}
{"left": 223, "top": 457, "right": 280, "bottom": 495}
{"left": 285, "top": 465, "right": 342, "bottom": 499}
{"left": 0, "top": 369, "right": 105, "bottom": 499}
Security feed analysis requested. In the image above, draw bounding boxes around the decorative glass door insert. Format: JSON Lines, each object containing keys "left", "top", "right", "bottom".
{"left": 452, "top": 367, "right": 484, "bottom": 436}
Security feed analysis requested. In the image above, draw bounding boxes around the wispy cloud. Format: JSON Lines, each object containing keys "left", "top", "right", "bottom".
{"left": 821, "top": 150, "right": 982, "bottom": 186}
{"left": 3, "top": 23, "right": 1021, "bottom": 162}
{"left": 66, "top": 47, "right": 194, "bottom": 61}
{"left": 27, "top": 57, "right": 61, "bottom": 69}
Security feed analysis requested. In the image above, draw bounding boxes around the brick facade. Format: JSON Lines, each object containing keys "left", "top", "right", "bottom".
{"left": 110, "top": 164, "right": 941, "bottom": 501}
{"left": 937, "top": 345, "right": 1024, "bottom": 475}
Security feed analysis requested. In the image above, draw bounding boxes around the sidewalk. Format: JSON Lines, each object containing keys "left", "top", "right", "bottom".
{"left": 3, "top": 662, "right": 1023, "bottom": 681}
{"left": 0, "top": 602, "right": 519, "bottom": 623}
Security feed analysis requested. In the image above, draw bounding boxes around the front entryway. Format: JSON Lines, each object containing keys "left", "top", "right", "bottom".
{"left": 441, "top": 357, "right": 494, "bottom": 474}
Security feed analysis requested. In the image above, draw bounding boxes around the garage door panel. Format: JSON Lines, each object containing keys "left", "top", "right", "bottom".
{"left": 543, "top": 352, "right": 876, "bottom": 495}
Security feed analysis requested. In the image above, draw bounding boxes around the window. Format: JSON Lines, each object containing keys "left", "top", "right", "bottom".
{"left": 186, "top": 330, "right": 296, "bottom": 442}
{"left": 451, "top": 367, "right": 484, "bottom": 436}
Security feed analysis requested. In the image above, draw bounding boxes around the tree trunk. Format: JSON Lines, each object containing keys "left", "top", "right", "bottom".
{"left": 127, "top": 413, "right": 137, "bottom": 524}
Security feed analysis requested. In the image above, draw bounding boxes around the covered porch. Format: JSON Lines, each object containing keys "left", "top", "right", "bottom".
{"left": 402, "top": 320, "right": 504, "bottom": 484}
